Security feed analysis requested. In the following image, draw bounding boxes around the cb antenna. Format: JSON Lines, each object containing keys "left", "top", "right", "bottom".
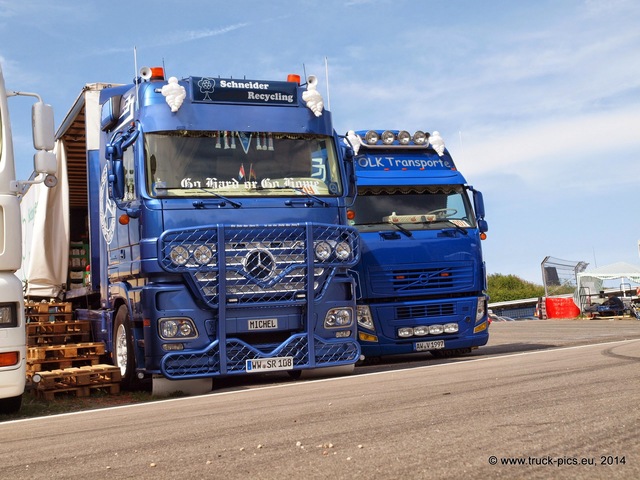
{"left": 133, "top": 46, "right": 139, "bottom": 111}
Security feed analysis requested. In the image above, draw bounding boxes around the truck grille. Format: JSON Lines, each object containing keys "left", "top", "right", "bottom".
{"left": 159, "top": 223, "right": 359, "bottom": 307}
{"left": 369, "top": 263, "right": 474, "bottom": 296}
{"left": 396, "top": 303, "right": 456, "bottom": 320}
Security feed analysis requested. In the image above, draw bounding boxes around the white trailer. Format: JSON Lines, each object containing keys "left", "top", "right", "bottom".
{"left": 0, "top": 63, "right": 56, "bottom": 413}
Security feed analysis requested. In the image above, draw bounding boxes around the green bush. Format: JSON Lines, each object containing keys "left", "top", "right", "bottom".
{"left": 487, "top": 273, "right": 545, "bottom": 303}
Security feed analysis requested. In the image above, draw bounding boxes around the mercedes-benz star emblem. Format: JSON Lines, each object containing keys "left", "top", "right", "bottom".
{"left": 243, "top": 249, "right": 276, "bottom": 280}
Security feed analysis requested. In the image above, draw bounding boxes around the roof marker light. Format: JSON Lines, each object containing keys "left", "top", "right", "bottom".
{"left": 287, "top": 74, "right": 301, "bottom": 84}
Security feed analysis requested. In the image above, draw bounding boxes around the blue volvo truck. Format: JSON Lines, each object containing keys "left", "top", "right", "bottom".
{"left": 344, "top": 129, "right": 489, "bottom": 359}
{"left": 25, "top": 68, "right": 360, "bottom": 394}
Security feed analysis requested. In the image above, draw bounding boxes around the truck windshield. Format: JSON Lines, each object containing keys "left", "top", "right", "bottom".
{"left": 351, "top": 186, "right": 476, "bottom": 232}
{"left": 145, "top": 131, "right": 342, "bottom": 197}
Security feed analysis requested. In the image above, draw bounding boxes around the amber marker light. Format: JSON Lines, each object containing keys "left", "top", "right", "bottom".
{"left": 0, "top": 351, "right": 19, "bottom": 367}
{"left": 480, "top": 232, "right": 487, "bottom": 240}
{"left": 347, "top": 210, "right": 356, "bottom": 220}
{"left": 119, "top": 214, "right": 130, "bottom": 225}
{"left": 287, "top": 74, "right": 301, "bottom": 84}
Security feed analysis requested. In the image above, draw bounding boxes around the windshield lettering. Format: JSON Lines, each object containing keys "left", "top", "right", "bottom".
{"left": 146, "top": 131, "right": 341, "bottom": 198}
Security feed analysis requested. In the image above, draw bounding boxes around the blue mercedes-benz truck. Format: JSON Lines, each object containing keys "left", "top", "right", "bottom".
{"left": 29, "top": 68, "right": 360, "bottom": 393}
{"left": 344, "top": 129, "right": 489, "bottom": 359}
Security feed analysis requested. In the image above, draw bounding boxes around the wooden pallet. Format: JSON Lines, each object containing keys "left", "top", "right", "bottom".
{"left": 25, "top": 301, "right": 73, "bottom": 322}
{"left": 27, "top": 356, "right": 101, "bottom": 374}
{"left": 33, "top": 364, "right": 122, "bottom": 389}
{"left": 27, "top": 320, "right": 92, "bottom": 346}
{"left": 27, "top": 342, "right": 105, "bottom": 362}
{"left": 34, "top": 382, "right": 121, "bottom": 401}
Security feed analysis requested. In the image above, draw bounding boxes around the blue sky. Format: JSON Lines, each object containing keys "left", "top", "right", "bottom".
{"left": 1, "top": 0, "right": 639, "bottom": 284}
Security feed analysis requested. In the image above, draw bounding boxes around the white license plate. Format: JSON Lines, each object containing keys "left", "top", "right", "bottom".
{"left": 415, "top": 340, "right": 445, "bottom": 352}
{"left": 248, "top": 318, "right": 278, "bottom": 330}
{"left": 246, "top": 356, "right": 294, "bottom": 372}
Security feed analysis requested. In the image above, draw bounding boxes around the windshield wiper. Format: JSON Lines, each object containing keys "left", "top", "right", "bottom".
{"left": 426, "top": 218, "right": 468, "bottom": 235}
{"left": 362, "top": 221, "right": 412, "bottom": 237}
{"left": 389, "top": 222, "right": 412, "bottom": 237}
{"left": 193, "top": 188, "right": 242, "bottom": 208}
{"left": 263, "top": 185, "right": 329, "bottom": 207}
{"left": 155, "top": 186, "right": 242, "bottom": 208}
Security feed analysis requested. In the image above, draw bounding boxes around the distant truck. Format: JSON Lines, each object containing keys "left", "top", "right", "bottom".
{"left": 345, "top": 129, "right": 489, "bottom": 359}
{"left": 21, "top": 67, "right": 360, "bottom": 394}
{"left": 0, "top": 63, "right": 56, "bottom": 413}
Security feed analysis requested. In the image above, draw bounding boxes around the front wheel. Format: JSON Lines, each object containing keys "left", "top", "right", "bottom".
{"left": 113, "top": 304, "right": 138, "bottom": 389}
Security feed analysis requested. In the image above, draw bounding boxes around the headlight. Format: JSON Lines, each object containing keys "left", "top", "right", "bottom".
{"left": 398, "top": 327, "right": 413, "bottom": 338}
{"left": 357, "top": 305, "right": 374, "bottom": 330}
{"left": 444, "top": 323, "right": 459, "bottom": 333}
{"left": 476, "top": 296, "right": 486, "bottom": 322}
{"left": 324, "top": 308, "right": 353, "bottom": 328}
{"left": 429, "top": 325, "right": 444, "bottom": 335}
{"left": 381, "top": 130, "right": 395, "bottom": 144}
{"left": 193, "top": 245, "right": 213, "bottom": 265}
{"left": 364, "top": 130, "right": 379, "bottom": 144}
{"left": 161, "top": 319, "right": 178, "bottom": 338}
{"left": 159, "top": 318, "right": 198, "bottom": 339}
{"left": 0, "top": 303, "right": 18, "bottom": 328}
{"left": 170, "top": 246, "right": 190, "bottom": 266}
{"left": 314, "top": 241, "right": 332, "bottom": 261}
{"left": 413, "top": 326, "right": 429, "bottom": 336}
{"left": 413, "top": 131, "right": 428, "bottom": 145}
{"left": 335, "top": 241, "right": 351, "bottom": 260}
{"left": 397, "top": 130, "right": 411, "bottom": 145}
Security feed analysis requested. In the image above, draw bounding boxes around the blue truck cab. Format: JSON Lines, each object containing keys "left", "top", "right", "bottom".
{"left": 54, "top": 69, "right": 360, "bottom": 392}
{"left": 345, "top": 129, "right": 489, "bottom": 359}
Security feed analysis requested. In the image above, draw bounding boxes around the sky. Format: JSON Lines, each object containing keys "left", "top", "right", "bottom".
{"left": 1, "top": 0, "right": 639, "bottom": 285}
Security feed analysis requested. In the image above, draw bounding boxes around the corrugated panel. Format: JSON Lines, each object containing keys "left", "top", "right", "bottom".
{"left": 59, "top": 101, "right": 88, "bottom": 209}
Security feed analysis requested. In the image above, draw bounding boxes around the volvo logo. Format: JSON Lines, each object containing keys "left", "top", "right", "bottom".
{"left": 243, "top": 249, "right": 276, "bottom": 280}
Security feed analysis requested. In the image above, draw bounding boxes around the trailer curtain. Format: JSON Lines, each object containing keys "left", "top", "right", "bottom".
{"left": 23, "top": 140, "right": 69, "bottom": 298}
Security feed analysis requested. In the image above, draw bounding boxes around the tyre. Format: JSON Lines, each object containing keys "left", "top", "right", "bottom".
{"left": 0, "top": 394, "right": 22, "bottom": 414}
{"left": 113, "top": 304, "right": 138, "bottom": 389}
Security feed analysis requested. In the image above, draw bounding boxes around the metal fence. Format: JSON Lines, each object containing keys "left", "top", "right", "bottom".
{"left": 541, "top": 256, "right": 588, "bottom": 297}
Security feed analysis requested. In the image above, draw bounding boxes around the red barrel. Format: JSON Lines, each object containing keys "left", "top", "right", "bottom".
{"left": 545, "top": 297, "right": 580, "bottom": 318}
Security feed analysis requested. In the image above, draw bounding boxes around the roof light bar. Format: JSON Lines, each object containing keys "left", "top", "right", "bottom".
{"left": 359, "top": 130, "right": 435, "bottom": 149}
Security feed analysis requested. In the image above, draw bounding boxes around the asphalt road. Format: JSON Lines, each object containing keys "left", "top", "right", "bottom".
{"left": 1, "top": 319, "right": 639, "bottom": 480}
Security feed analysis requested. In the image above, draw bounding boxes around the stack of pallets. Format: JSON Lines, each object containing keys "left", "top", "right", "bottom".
{"left": 25, "top": 301, "right": 121, "bottom": 399}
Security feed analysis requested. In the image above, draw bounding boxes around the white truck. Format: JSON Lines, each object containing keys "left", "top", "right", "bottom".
{"left": 0, "top": 63, "right": 56, "bottom": 413}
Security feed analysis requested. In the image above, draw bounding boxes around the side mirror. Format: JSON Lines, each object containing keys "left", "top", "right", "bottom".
{"left": 32, "top": 101, "right": 55, "bottom": 151}
{"left": 341, "top": 146, "right": 356, "bottom": 200}
{"left": 34, "top": 150, "right": 57, "bottom": 175}
{"left": 109, "top": 158, "right": 125, "bottom": 201}
{"left": 106, "top": 126, "right": 139, "bottom": 202}
{"left": 472, "top": 188, "right": 486, "bottom": 220}
{"left": 478, "top": 219, "right": 488, "bottom": 233}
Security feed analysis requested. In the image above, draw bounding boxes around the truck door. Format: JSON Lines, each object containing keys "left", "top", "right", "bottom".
{"left": 108, "top": 145, "right": 140, "bottom": 279}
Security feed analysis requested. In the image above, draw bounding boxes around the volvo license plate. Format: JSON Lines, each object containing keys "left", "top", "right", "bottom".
{"left": 415, "top": 340, "right": 445, "bottom": 352}
{"left": 246, "top": 356, "right": 294, "bottom": 372}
